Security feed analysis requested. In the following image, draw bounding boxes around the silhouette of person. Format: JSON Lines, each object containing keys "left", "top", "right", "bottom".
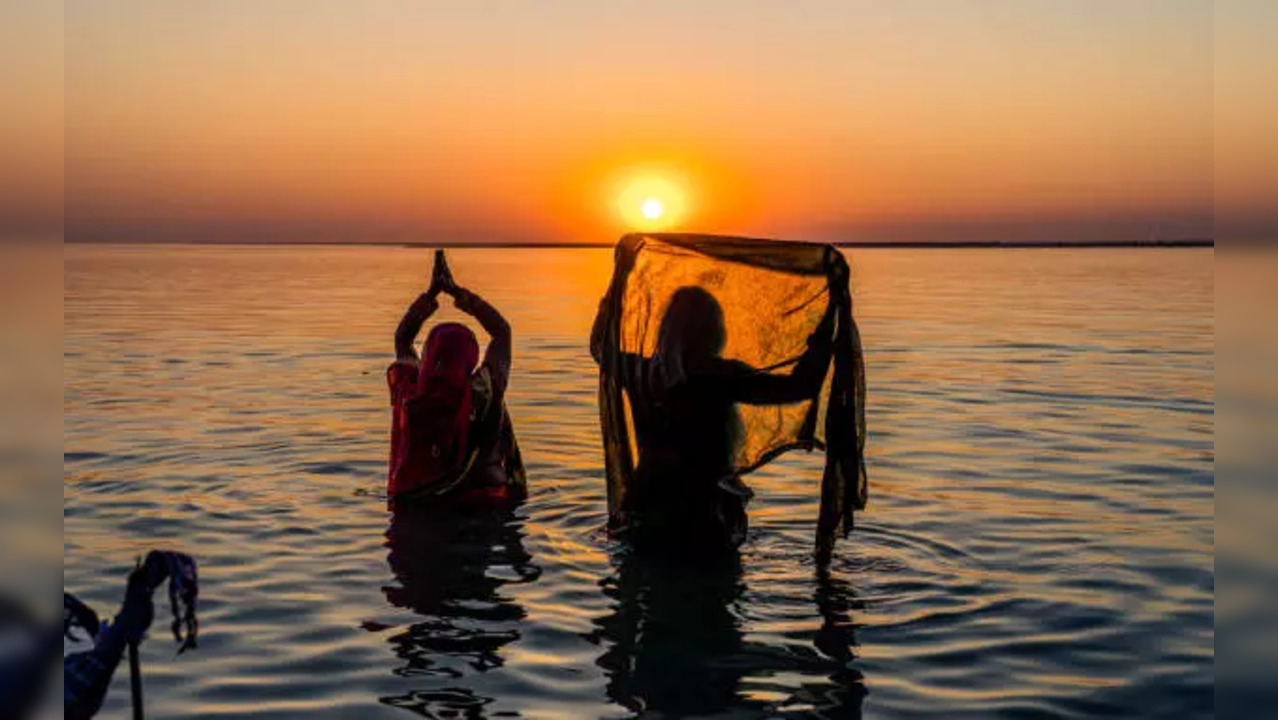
{"left": 377, "top": 501, "right": 539, "bottom": 715}
{"left": 591, "top": 285, "right": 835, "bottom": 553}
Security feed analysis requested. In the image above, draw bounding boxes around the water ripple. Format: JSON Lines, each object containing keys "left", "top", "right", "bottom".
{"left": 64, "top": 246, "right": 1214, "bottom": 718}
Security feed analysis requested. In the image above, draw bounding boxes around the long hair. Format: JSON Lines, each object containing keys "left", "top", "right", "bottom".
{"left": 653, "top": 286, "right": 726, "bottom": 389}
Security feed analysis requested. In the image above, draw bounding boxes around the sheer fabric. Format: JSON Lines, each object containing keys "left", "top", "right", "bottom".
{"left": 593, "top": 233, "right": 867, "bottom": 556}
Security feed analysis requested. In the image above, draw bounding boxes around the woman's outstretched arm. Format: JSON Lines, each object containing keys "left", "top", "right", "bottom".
{"left": 715, "top": 303, "right": 837, "bottom": 406}
{"left": 394, "top": 291, "right": 440, "bottom": 362}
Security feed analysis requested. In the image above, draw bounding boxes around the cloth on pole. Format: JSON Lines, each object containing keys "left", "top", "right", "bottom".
{"left": 156, "top": 551, "right": 198, "bottom": 654}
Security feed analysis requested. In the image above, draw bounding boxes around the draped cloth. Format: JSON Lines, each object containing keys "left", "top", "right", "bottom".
{"left": 158, "top": 550, "right": 199, "bottom": 653}
{"left": 593, "top": 233, "right": 867, "bottom": 557}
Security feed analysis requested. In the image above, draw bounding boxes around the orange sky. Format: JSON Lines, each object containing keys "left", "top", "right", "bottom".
{"left": 38, "top": 2, "right": 1234, "bottom": 243}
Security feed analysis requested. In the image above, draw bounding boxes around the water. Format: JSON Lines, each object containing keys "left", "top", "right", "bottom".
{"left": 63, "top": 245, "right": 1214, "bottom": 718}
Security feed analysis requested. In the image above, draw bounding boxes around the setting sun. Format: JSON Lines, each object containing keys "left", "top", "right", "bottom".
{"left": 615, "top": 174, "right": 687, "bottom": 231}
{"left": 641, "top": 197, "right": 664, "bottom": 220}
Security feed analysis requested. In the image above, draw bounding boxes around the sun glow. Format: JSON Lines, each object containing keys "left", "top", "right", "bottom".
{"left": 617, "top": 175, "right": 686, "bottom": 231}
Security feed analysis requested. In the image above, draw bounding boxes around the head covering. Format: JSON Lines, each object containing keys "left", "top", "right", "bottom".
{"left": 417, "top": 322, "right": 481, "bottom": 397}
{"left": 396, "top": 323, "right": 481, "bottom": 495}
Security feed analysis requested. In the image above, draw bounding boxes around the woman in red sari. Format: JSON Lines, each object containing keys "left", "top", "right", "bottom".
{"left": 387, "top": 266, "right": 525, "bottom": 507}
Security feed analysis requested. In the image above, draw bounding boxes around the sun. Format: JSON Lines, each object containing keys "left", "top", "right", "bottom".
{"left": 616, "top": 174, "right": 686, "bottom": 231}
{"left": 641, "top": 197, "right": 664, "bottom": 220}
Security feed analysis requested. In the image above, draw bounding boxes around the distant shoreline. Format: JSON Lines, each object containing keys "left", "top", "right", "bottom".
{"left": 64, "top": 238, "right": 1214, "bottom": 249}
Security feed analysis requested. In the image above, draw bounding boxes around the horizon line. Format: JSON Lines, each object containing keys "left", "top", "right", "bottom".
{"left": 63, "top": 237, "right": 1215, "bottom": 249}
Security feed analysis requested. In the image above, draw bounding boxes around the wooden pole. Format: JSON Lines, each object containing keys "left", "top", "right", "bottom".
{"left": 129, "top": 641, "right": 144, "bottom": 720}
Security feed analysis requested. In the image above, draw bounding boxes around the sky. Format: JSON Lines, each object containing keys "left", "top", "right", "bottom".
{"left": 9, "top": 1, "right": 1266, "bottom": 244}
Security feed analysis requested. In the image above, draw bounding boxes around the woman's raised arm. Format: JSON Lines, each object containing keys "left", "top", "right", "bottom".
{"left": 394, "top": 291, "right": 440, "bottom": 362}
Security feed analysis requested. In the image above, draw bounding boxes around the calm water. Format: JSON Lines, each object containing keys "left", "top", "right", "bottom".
{"left": 64, "top": 245, "right": 1214, "bottom": 718}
